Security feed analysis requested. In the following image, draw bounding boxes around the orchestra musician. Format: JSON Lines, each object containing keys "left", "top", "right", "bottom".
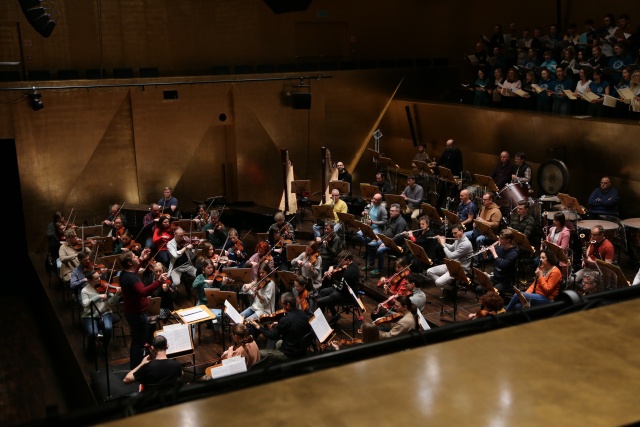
{"left": 457, "top": 188, "right": 477, "bottom": 231}
{"left": 316, "top": 221, "right": 343, "bottom": 274}
{"left": 292, "top": 242, "right": 323, "bottom": 290}
{"left": 240, "top": 263, "right": 276, "bottom": 322}
{"left": 193, "top": 259, "right": 217, "bottom": 306}
{"left": 119, "top": 251, "right": 169, "bottom": 369}
{"left": 397, "top": 216, "right": 442, "bottom": 271}
{"left": 378, "top": 295, "right": 418, "bottom": 339}
{"left": 123, "top": 335, "right": 182, "bottom": 392}
{"left": 113, "top": 230, "right": 142, "bottom": 256}
{"left": 401, "top": 175, "right": 424, "bottom": 230}
{"left": 324, "top": 322, "right": 381, "bottom": 352}
{"left": 203, "top": 210, "right": 227, "bottom": 249}
{"left": 511, "top": 152, "right": 533, "bottom": 185}
{"left": 505, "top": 249, "right": 563, "bottom": 311}
{"left": 292, "top": 275, "right": 316, "bottom": 318}
{"left": 59, "top": 228, "right": 96, "bottom": 289}
{"left": 509, "top": 200, "right": 540, "bottom": 247}
{"left": 318, "top": 251, "right": 360, "bottom": 325}
{"left": 476, "top": 230, "right": 518, "bottom": 296}
{"left": 192, "top": 204, "right": 209, "bottom": 231}
{"left": 464, "top": 192, "right": 502, "bottom": 249}
{"left": 223, "top": 228, "right": 248, "bottom": 268}
{"left": 490, "top": 150, "right": 515, "bottom": 190}
{"left": 467, "top": 291, "right": 505, "bottom": 320}
{"left": 81, "top": 269, "right": 121, "bottom": 360}
{"left": 573, "top": 225, "right": 615, "bottom": 287}
{"left": 429, "top": 138, "right": 463, "bottom": 177}
{"left": 248, "top": 292, "right": 312, "bottom": 364}
{"left": 357, "top": 193, "right": 387, "bottom": 243}
{"left": 108, "top": 217, "right": 127, "bottom": 244}
{"left": 246, "top": 241, "right": 275, "bottom": 282}
{"left": 412, "top": 143, "right": 430, "bottom": 167}
{"left": 336, "top": 161, "right": 353, "bottom": 196}
{"left": 167, "top": 227, "right": 198, "bottom": 298}
{"left": 267, "top": 227, "right": 287, "bottom": 271}
{"left": 142, "top": 203, "right": 161, "bottom": 250}
{"left": 364, "top": 203, "right": 407, "bottom": 277}
{"left": 312, "top": 189, "right": 347, "bottom": 238}
{"left": 195, "top": 241, "right": 219, "bottom": 276}
{"left": 269, "top": 211, "right": 295, "bottom": 243}
{"left": 405, "top": 273, "right": 428, "bottom": 312}
{"left": 158, "top": 186, "right": 179, "bottom": 218}
{"left": 581, "top": 271, "right": 604, "bottom": 295}
{"left": 371, "top": 258, "right": 411, "bottom": 321}
{"left": 147, "top": 262, "right": 176, "bottom": 320}
{"left": 219, "top": 323, "right": 261, "bottom": 369}
{"left": 371, "top": 173, "right": 392, "bottom": 196}
{"left": 102, "top": 203, "right": 127, "bottom": 229}
{"left": 70, "top": 251, "right": 94, "bottom": 299}
{"left": 426, "top": 224, "right": 473, "bottom": 290}
{"left": 152, "top": 216, "right": 174, "bottom": 268}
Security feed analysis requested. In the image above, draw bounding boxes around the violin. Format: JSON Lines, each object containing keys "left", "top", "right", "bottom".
{"left": 209, "top": 272, "right": 229, "bottom": 284}
{"left": 309, "top": 252, "right": 319, "bottom": 266}
{"left": 73, "top": 239, "right": 96, "bottom": 251}
{"left": 233, "top": 241, "right": 245, "bottom": 257}
{"left": 334, "top": 338, "right": 363, "bottom": 348}
{"left": 256, "top": 309, "right": 286, "bottom": 323}
{"left": 125, "top": 239, "right": 142, "bottom": 253}
{"left": 373, "top": 312, "right": 403, "bottom": 325}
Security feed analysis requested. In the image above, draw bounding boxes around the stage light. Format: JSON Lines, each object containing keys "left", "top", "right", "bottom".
{"left": 28, "top": 88, "right": 44, "bottom": 111}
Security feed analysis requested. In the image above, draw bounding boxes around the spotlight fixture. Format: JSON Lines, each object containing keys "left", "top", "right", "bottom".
{"left": 28, "top": 88, "right": 44, "bottom": 111}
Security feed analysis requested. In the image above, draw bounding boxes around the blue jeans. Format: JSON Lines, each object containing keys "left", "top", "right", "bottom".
{"left": 240, "top": 307, "right": 259, "bottom": 321}
{"left": 83, "top": 313, "right": 113, "bottom": 355}
{"left": 367, "top": 239, "right": 388, "bottom": 270}
{"left": 505, "top": 292, "right": 552, "bottom": 312}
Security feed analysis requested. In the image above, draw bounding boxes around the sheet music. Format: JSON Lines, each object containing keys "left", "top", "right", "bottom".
{"left": 209, "top": 357, "right": 247, "bottom": 379}
{"left": 417, "top": 310, "right": 430, "bottom": 331}
{"left": 603, "top": 95, "right": 617, "bottom": 108}
{"left": 157, "top": 324, "right": 193, "bottom": 356}
{"left": 346, "top": 284, "right": 365, "bottom": 310}
{"left": 309, "top": 308, "right": 333, "bottom": 342}
{"left": 178, "top": 306, "right": 210, "bottom": 322}
{"left": 224, "top": 299, "right": 244, "bottom": 324}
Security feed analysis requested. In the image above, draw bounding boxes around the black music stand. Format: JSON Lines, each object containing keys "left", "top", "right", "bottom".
{"left": 440, "top": 258, "right": 471, "bottom": 322}
{"left": 595, "top": 259, "right": 630, "bottom": 288}
{"left": 378, "top": 156, "right": 400, "bottom": 192}
{"left": 205, "top": 289, "right": 239, "bottom": 350}
{"left": 437, "top": 166, "right": 457, "bottom": 184}
{"left": 376, "top": 233, "right": 404, "bottom": 276}
{"left": 420, "top": 203, "right": 444, "bottom": 226}
{"left": 404, "top": 238, "right": 433, "bottom": 269}
{"left": 312, "top": 204, "right": 335, "bottom": 223}
{"left": 277, "top": 270, "right": 297, "bottom": 290}
{"left": 473, "top": 174, "right": 499, "bottom": 193}
{"left": 336, "top": 211, "right": 359, "bottom": 248}
{"left": 330, "top": 180, "right": 350, "bottom": 196}
{"left": 473, "top": 219, "right": 498, "bottom": 241}
{"left": 286, "top": 244, "right": 307, "bottom": 263}
{"left": 441, "top": 208, "right": 462, "bottom": 235}
{"left": 472, "top": 267, "right": 498, "bottom": 296}
{"left": 412, "top": 160, "right": 434, "bottom": 175}
{"left": 367, "top": 148, "right": 382, "bottom": 162}
{"left": 360, "top": 184, "right": 379, "bottom": 201}
{"left": 224, "top": 268, "right": 252, "bottom": 286}
{"left": 291, "top": 180, "right": 311, "bottom": 223}
{"left": 383, "top": 193, "right": 408, "bottom": 212}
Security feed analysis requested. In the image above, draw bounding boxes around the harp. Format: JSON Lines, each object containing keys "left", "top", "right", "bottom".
{"left": 279, "top": 149, "right": 298, "bottom": 215}
{"left": 321, "top": 146, "right": 339, "bottom": 204}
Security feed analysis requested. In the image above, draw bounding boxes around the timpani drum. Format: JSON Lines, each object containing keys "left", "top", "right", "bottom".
{"left": 576, "top": 220, "right": 620, "bottom": 241}
{"left": 622, "top": 218, "right": 640, "bottom": 249}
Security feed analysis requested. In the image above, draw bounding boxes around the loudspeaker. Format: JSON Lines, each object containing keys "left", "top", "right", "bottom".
{"left": 19, "top": 0, "right": 58, "bottom": 38}
{"left": 405, "top": 105, "right": 418, "bottom": 147}
{"left": 292, "top": 93, "right": 311, "bottom": 109}
{"left": 262, "top": 0, "right": 312, "bottom": 14}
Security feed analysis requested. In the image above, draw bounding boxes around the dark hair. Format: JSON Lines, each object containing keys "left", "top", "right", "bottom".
{"left": 418, "top": 216, "right": 429, "bottom": 225}
{"left": 517, "top": 200, "right": 529, "bottom": 209}
{"left": 395, "top": 295, "right": 419, "bottom": 329}
{"left": 231, "top": 323, "right": 249, "bottom": 338}
{"left": 451, "top": 224, "right": 465, "bottom": 233}
{"left": 361, "top": 322, "right": 381, "bottom": 343}
{"left": 120, "top": 251, "right": 134, "bottom": 268}
{"left": 553, "top": 212, "right": 566, "bottom": 227}
{"left": 500, "top": 230, "right": 514, "bottom": 242}
{"left": 480, "top": 292, "right": 504, "bottom": 312}
{"left": 308, "top": 241, "right": 319, "bottom": 253}
{"left": 259, "top": 263, "right": 273, "bottom": 276}
{"left": 394, "top": 258, "right": 408, "bottom": 268}
{"left": 540, "top": 249, "right": 559, "bottom": 267}
{"left": 515, "top": 151, "right": 526, "bottom": 160}
{"left": 281, "top": 292, "right": 296, "bottom": 307}
{"left": 407, "top": 175, "right": 417, "bottom": 181}
{"left": 337, "top": 250, "right": 352, "bottom": 261}
{"left": 294, "top": 274, "right": 312, "bottom": 291}
{"left": 406, "top": 273, "right": 425, "bottom": 287}
{"left": 151, "top": 335, "right": 168, "bottom": 350}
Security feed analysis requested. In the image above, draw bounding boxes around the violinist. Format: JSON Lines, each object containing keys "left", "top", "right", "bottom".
{"left": 291, "top": 241, "right": 323, "bottom": 290}
{"left": 267, "top": 227, "right": 286, "bottom": 270}
{"left": 316, "top": 221, "right": 343, "bottom": 274}
{"left": 80, "top": 269, "right": 122, "bottom": 360}
{"left": 142, "top": 203, "right": 161, "bottom": 250}
{"left": 192, "top": 204, "right": 209, "bottom": 231}
{"left": 46, "top": 211, "right": 64, "bottom": 266}
{"left": 405, "top": 273, "right": 428, "bottom": 312}
{"left": 223, "top": 228, "right": 247, "bottom": 268}
{"left": 269, "top": 211, "right": 295, "bottom": 242}
{"left": 467, "top": 291, "right": 505, "bottom": 320}
{"left": 167, "top": 227, "right": 198, "bottom": 298}
{"left": 317, "top": 251, "right": 360, "bottom": 325}
{"left": 246, "top": 241, "right": 274, "bottom": 281}
{"left": 152, "top": 216, "right": 174, "bottom": 268}
{"left": 70, "top": 251, "right": 94, "bottom": 299}
{"left": 195, "top": 241, "right": 219, "bottom": 275}
{"left": 158, "top": 186, "right": 179, "bottom": 219}
{"left": 59, "top": 228, "right": 96, "bottom": 288}
{"left": 147, "top": 262, "right": 177, "bottom": 320}
{"left": 203, "top": 210, "right": 227, "bottom": 249}
{"left": 378, "top": 295, "right": 418, "bottom": 339}
{"left": 108, "top": 217, "right": 127, "bottom": 244}
{"left": 103, "top": 204, "right": 127, "bottom": 229}
{"left": 292, "top": 275, "right": 316, "bottom": 318}
{"left": 240, "top": 264, "right": 276, "bottom": 322}
{"left": 113, "top": 230, "right": 141, "bottom": 256}
{"left": 193, "top": 259, "right": 217, "bottom": 306}
{"left": 219, "top": 324, "right": 261, "bottom": 369}
{"left": 371, "top": 258, "right": 411, "bottom": 321}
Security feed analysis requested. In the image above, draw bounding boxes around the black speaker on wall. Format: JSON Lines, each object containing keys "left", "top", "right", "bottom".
{"left": 18, "top": 0, "right": 59, "bottom": 38}
{"left": 262, "top": 0, "right": 312, "bottom": 14}
{"left": 292, "top": 93, "right": 311, "bottom": 109}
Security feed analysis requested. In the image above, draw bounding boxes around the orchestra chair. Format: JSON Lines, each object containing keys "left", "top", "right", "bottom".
{"left": 146, "top": 297, "right": 163, "bottom": 334}
{"left": 302, "top": 331, "right": 319, "bottom": 356}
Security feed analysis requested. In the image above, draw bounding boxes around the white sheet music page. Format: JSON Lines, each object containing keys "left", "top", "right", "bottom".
{"left": 224, "top": 299, "right": 244, "bottom": 324}
{"left": 158, "top": 324, "right": 193, "bottom": 356}
{"left": 346, "top": 284, "right": 365, "bottom": 310}
{"left": 309, "top": 308, "right": 333, "bottom": 342}
{"left": 178, "top": 306, "right": 210, "bottom": 323}
{"left": 417, "top": 310, "right": 430, "bottom": 331}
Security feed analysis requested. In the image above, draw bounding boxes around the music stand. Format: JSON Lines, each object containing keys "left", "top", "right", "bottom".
{"left": 506, "top": 227, "right": 535, "bottom": 253}
{"left": 205, "top": 289, "right": 240, "bottom": 312}
{"left": 442, "top": 208, "right": 462, "bottom": 227}
{"left": 360, "top": 184, "right": 379, "bottom": 201}
{"left": 595, "top": 259, "right": 630, "bottom": 288}
{"left": 473, "top": 219, "right": 498, "bottom": 241}
{"left": 256, "top": 232, "right": 269, "bottom": 243}
{"left": 383, "top": 194, "right": 407, "bottom": 211}
{"left": 376, "top": 233, "right": 403, "bottom": 254}
{"left": 174, "top": 219, "right": 195, "bottom": 232}
{"left": 378, "top": 156, "right": 399, "bottom": 170}
{"left": 440, "top": 258, "right": 471, "bottom": 322}
{"left": 312, "top": 204, "right": 335, "bottom": 222}
{"left": 277, "top": 270, "right": 297, "bottom": 289}
{"left": 472, "top": 267, "right": 498, "bottom": 295}
{"left": 291, "top": 180, "right": 310, "bottom": 194}
{"left": 367, "top": 148, "right": 381, "bottom": 161}
{"left": 224, "top": 268, "right": 252, "bottom": 285}
{"left": 330, "top": 180, "right": 350, "bottom": 196}
{"left": 357, "top": 222, "right": 378, "bottom": 242}
{"left": 412, "top": 160, "right": 434, "bottom": 174}
{"left": 542, "top": 241, "right": 568, "bottom": 264}
{"left": 473, "top": 174, "right": 499, "bottom": 193}
{"left": 336, "top": 212, "right": 359, "bottom": 229}
{"left": 438, "top": 166, "right": 457, "bottom": 184}
{"left": 420, "top": 203, "right": 443, "bottom": 225}
{"left": 286, "top": 244, "right": 307, "bottom": 262}
{"left": 556, "top": 193, "right": 586, "bottom": 215}
{"left": 404, "top": 239, "right": 433, "bottom": 267}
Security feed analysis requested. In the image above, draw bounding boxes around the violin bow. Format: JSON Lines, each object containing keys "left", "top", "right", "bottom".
{"left": 62, "top": 207, "right": 74, "bottom": 232}
{"left": 113, "top": 202, "right": 125, "bottom": 222}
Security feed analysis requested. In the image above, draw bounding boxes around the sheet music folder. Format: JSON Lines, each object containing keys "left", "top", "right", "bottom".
{"left": 156, "top": 323, "right": 194, "bottom": 358}
{"left": 309, "top": 308, "right": 334, "bottom": 344}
